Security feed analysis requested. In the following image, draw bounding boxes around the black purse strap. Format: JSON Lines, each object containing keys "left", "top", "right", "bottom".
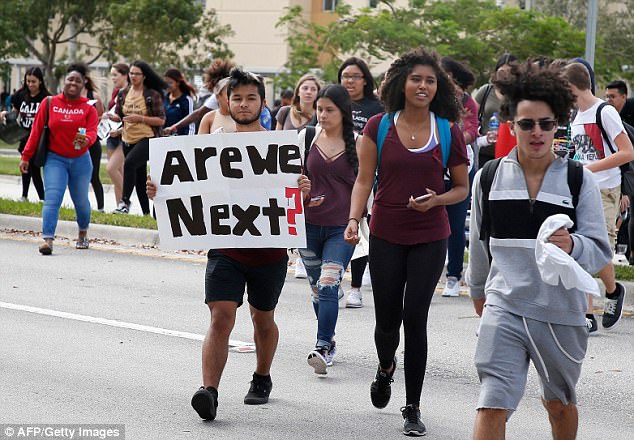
{"left": 43, "top": 96, "right": 51, "bottom": 128}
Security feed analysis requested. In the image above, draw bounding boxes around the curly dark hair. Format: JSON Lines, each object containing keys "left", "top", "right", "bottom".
{"left": 494, "top": 61, "right": 574, "bottom": 125}
{"left": 337, "top": 57, "right": 377, "bottom": 100}
{"left": 380, "top": 47, "right": 461, "bottom": 122}
{"left": 312, "top": 84, "right": 358, "bottom": 174}
{"left": 204, "top": 59, "right": 236, "bottom": 90}
{"left": 130, "top": 60, "right": 167, "bottom": 93}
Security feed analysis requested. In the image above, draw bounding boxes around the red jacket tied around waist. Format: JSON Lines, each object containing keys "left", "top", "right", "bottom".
{"left": 22, "top": 93, "right": 99, "bottom": 162}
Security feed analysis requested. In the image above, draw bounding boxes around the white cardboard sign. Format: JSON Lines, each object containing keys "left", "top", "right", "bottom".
{"left": 148, "top": 130, "right": 306, "bottom": 250}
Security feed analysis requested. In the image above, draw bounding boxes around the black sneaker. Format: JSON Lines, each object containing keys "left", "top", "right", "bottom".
{"left": 401, "top": 404, "right": 427, "bottom": 436}
{"left": 191, "top": 386, "right": 218, "bottom": 421}
{"left": 586, "top": 314, "right": 598, "bottom": 335}
{"left": 602, "top": 282, "right": 626, "bottom": 330}
{"left": 244, "top": 373, "right": 272, "bottom": 405}
{"left": 370, "top": 357, "right": 396, "bottom": 409}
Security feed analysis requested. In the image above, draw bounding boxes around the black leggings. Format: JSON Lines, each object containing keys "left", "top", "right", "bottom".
{"left": 19, "top": 138, "right": 44, "bottom": 200}
{"left": 350, "top": 256, "right": 368, "bottom": 288}
{"left": 88, "top": 140, "right": 104, "bottom": 210}
{"left": 122, "top": 138, "right": 150, "bottom": 214}
{"left": 369, "top": 235, "right": 447, "bottom": 406}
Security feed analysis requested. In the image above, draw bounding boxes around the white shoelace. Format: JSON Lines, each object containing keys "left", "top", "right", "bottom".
{"left": 604, "top": 298, "right": 618, "bottom": 315}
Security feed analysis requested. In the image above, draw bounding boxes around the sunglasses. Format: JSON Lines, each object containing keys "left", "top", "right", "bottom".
{"left": 514, "top": 119, "right": 558, "bottom": 132}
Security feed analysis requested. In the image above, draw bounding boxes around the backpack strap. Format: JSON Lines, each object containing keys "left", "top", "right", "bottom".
{"left": 595, "top": 102, "right": 616, "bottom": 154}
{"left": 477, "top": 84, "right": 493, "bottom": 134}
{"left": 302, "top": 125, "right": 316, "bottom": 176}
{"left": 437, "top": 116, "right": 451, "bottom": 168}
{"left": 478, "top": 157, "right": 502, "bottom": 242}
{"left": 567, "top": 159, "right": 583, "bottom": 209}
{"left": 374, "top": 113, "right": 393, "bottom": 189}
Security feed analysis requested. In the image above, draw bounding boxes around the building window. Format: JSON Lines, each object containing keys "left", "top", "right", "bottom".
{"left": 323, "top": 0, "right": 337, "bottom": 12}
{"left": 369, "top": 0, "right": 378, "bottom": 7}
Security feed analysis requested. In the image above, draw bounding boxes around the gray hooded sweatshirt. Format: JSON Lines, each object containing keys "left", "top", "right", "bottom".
{"left": 466, "top": 149, "right": 612, "bottom": 326}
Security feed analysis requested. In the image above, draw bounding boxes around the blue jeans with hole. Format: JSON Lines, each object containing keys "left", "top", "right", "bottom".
{"left": 298, "top": 223, "right": 355, "bottom": 349}
{"left": 42, "top": 151, "right": 92, "bottom": 239}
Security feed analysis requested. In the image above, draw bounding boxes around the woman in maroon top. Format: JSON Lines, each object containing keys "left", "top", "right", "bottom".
{"left": 344, "top": 47, "right": 469, "bottom": 436}
{"left": 297, "top": 84, "right": 359, "bottom": 375}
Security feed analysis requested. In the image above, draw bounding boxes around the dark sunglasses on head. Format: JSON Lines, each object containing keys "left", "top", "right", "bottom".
{"left": 514, "top": 119, "right": 558, "bottom": 132}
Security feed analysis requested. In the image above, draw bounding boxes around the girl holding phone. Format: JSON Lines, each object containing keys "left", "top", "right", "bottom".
{"left": 297, "top": 84, "right": 359, "bottom": 375}
{"left": 344, "top": 47, "right": 469, "bottom": 436}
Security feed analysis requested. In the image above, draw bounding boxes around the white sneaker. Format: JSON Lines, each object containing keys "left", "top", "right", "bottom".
{"left": 338, "top": 286, "right": 344, "bottom": 301}
{"left": 362, "top": 266, "right": 372, "bottom": 287}
{"left": 442, "top": 276, "right": 460, "bottom": 297}
{"left": 294, "top": 258, "right": 307, "bottom": 278}
{"left": 346, "top": 288, "right": 363, "bottom": 308}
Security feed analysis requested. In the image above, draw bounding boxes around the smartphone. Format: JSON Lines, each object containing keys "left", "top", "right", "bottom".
{"left": 414, "top": 194, "right": 432, "bottom": 202}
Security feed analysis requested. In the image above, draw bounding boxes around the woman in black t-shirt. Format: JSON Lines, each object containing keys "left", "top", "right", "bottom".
{"left": 10, "top": 67, "right": 50, "bottom": 201}
{"left": 337, "top": 57, "right": 384, "bottom": 307}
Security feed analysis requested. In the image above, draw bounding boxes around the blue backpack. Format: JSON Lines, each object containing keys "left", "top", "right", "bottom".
{"left": 375, "top": 113, "right": 452, "bottom": 183}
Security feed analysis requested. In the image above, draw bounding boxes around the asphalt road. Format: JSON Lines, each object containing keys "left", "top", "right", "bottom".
{"left": 1, "top": 233, "right": 632, "bottom": 440}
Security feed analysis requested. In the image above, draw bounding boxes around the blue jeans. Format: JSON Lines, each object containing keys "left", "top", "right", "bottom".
{"left": 299, "top": 223, "right": 355, "bottom": 349}
{"left": 444, "top": 166, "right": 476, "bottom": 279}
{"left": 42, "top": 151, "right": 93, "bottom": 239}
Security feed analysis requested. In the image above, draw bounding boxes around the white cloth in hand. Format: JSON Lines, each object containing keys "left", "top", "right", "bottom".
{"left": 535, "top": 213, "right": 600, "bottom": 297}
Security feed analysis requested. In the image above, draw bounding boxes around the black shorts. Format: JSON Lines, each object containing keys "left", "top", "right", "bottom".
{"left": 204, "top": 250, "right": 288, "bottom": 311}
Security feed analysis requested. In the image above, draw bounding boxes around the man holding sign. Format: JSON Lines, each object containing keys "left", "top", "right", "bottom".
{"left": 148, "top": 68, "right": 298, "bottom": 421}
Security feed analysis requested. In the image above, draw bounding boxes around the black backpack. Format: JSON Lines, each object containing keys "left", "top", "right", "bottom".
{"left": 595, "top": 102, "right": 634, "bottom": 196}
{"left": 478, "top": 157, "right": 584, "bottom": 260}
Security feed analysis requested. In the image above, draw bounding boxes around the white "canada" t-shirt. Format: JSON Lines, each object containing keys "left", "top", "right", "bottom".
{"left": 571, "top": 99, "right": 625, "bottom": 190}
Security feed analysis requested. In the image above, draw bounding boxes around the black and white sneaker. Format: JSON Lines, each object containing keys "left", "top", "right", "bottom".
{"left": 401, "top": 404, "right": 427, "bottom": 436}
{"left": 191, "top": 386, "right": 218, "bottom": 421}
{"left": 244, "top": 373, "right": 272, "bottom": 405}
{"left": 586, "top": 314, "right": 598, "bottom": 335}
{"left": 370, "top": 357, "right": 397, "bottom": 409}
{"left": 113, "top": 201, "right": 130, "bottom": 214}
{"left": 307, "top": 347, "right": 328, "bottom": 375}
{"left": 602, "top": 282, "right": 626, "bottom": 330}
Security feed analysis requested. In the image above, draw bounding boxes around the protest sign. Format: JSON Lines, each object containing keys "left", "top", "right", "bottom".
{"left": 149, "top": 130, "right": 306, "bottom": 250}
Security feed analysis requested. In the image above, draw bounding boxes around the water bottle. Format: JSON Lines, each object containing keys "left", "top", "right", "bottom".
{"left": 487, "top": 112, "right": 500, "bottom": 144}
{"left": 75, "top": 127, "right": 86, "bottom": 150}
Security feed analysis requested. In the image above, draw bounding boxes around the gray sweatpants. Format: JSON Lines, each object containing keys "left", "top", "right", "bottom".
{"left": 475, "top": 304, "right": 588, "bottom": 415}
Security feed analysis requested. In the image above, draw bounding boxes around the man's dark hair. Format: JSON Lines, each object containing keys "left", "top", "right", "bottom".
{"left": 606, "top": 80, "right": 628, "bottom": 96}
{"left": 494, "top": 61, "right": 575, "bottom": 125}
{"left": 280, "top": 89, "right": 293, "bottom": 100}
{"left": 227, "top": 68, "right": 265, "bottom": 102}
{"left": 380, "top": 47, "right": 461, "bottom": 121}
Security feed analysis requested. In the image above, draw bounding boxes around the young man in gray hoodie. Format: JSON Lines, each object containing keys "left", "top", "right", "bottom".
{"left": 466, "top": 62, "right": 612, "bottom": 440}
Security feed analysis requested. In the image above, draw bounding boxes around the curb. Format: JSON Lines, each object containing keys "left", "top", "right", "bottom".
{"left": 0, "top": 213, "right": 159, "bottom": 247}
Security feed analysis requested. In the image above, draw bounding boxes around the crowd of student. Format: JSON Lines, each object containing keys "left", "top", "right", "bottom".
{"left": 1, "top": 48, "right": 631, "bottom": 438}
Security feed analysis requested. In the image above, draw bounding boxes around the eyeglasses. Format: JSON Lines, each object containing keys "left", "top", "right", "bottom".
{"left": 514, "top": 119, "right": 558, "bottom": 132}
{"left": 341, "top": 74, "right": 364, "bottom": 82}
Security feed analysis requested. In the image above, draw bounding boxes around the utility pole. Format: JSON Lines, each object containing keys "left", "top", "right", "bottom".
{"left": 585, "top": 0, "right": 598, "bottom": 68}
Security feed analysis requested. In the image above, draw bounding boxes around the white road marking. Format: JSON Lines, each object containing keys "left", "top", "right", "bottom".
{"left": 0, "top": 301, "right": 254, "bottom": 348}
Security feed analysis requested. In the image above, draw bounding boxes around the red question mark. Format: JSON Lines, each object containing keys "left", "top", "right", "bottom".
{"left": 285, "top": 187, "right": 303, "bottom": 235}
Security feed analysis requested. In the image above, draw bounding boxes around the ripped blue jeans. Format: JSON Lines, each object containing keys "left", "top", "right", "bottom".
{"left": 298, "top": 223, "right": 355, "bottom": 350}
